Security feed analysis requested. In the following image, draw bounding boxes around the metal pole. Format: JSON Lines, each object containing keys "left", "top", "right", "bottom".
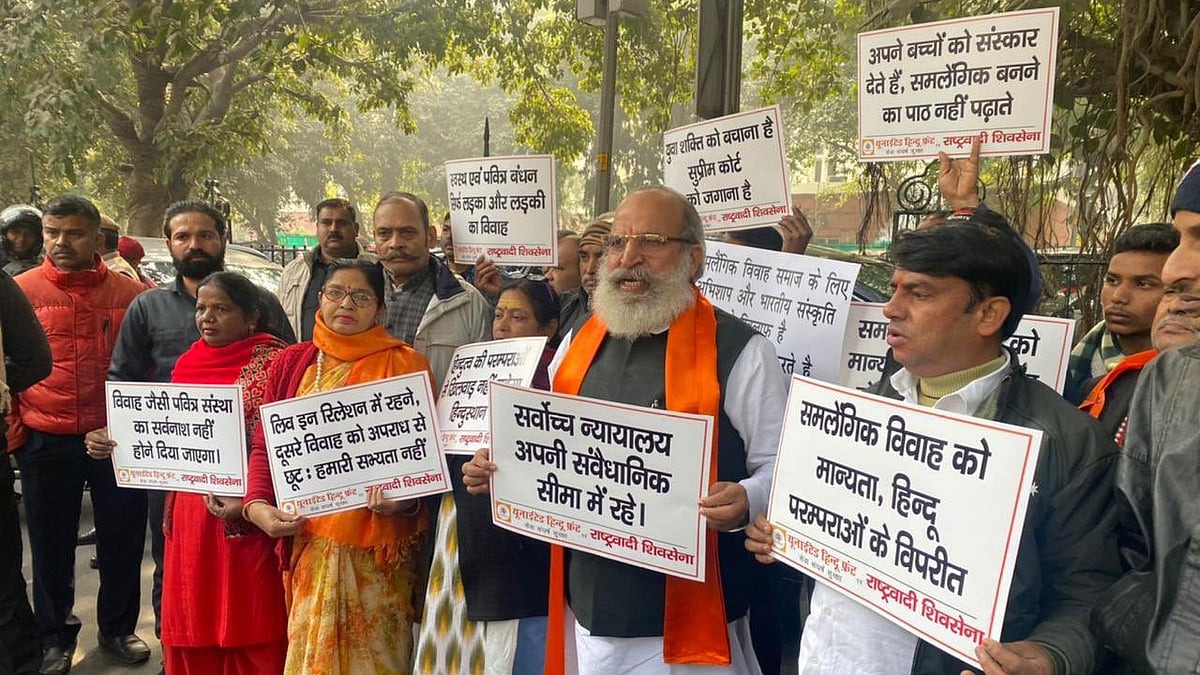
{"left": 722, "top": 0, "right": 743, "bottom": 115}
{"left": 484, "top": 116, "right": 491, "bottom": 157}
{"left": 594, "top": 8, "right": 619, "bottom": 216}
{"left": 28, "top": 152, "right": 41, "bottom": 208}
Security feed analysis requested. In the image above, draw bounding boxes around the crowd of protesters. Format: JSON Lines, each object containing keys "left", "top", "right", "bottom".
{"left": 0, "top": 140, "right": 1199, "bottom": 675}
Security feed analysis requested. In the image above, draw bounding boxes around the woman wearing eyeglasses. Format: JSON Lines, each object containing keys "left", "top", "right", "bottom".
{"left": 415, "top": 279, "right": 561, "bottom": 675}
{"left": 242, "top": 260, "right": 434, "bottom": 674}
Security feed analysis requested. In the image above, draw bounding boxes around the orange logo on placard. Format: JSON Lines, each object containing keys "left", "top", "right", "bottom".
{"left": 860, "top": 139, "right": 876, "bottom": 156}
{"left": 771, "top": 528, "right": 786, "bottom": 552}
{"left": 496, "top": 502, "right": 512, "bottom": 523}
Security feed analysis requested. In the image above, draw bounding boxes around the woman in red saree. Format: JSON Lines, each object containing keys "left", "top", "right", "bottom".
{"left": 243, "top": 260, "right": 433, "bottom": 674}
{"left": 160, "top": 271, "right": 291, "bottom": 673}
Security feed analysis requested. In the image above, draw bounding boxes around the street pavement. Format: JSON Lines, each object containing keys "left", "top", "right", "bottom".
{"left": 17, "top": 484, "right": 162, "bottom": 674}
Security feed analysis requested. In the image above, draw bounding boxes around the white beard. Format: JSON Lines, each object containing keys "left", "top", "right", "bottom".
{"left": 592, "top": 258, "right": 695, "bottom": 339}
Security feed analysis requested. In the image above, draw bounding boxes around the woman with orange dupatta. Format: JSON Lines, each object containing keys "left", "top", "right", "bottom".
{"left": 243, "top": 260, "right": 433, "bottom": 674}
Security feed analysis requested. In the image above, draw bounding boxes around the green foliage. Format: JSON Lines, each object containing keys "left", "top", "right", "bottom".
{"left": 0, "top": 0, "right": 466, "bottom": 232}
{"left": 2, "top": 0, "right": 1198, "bottom": 259}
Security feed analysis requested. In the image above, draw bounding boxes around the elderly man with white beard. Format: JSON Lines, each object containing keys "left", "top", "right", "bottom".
{"left": 465, "top": 186, "right": 786, "bottom": 675}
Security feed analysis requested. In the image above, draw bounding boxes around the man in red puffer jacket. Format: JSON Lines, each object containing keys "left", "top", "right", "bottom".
{"left": 12, "top": 194, "right": 147, "bottom": 675}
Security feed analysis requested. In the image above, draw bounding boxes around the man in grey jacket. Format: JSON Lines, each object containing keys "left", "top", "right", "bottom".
{"left": 373, "top": 191, "right": 490, "bottom": 387}
{"left": 1097, "top": 162, "right": 1200, "bottom": 673}
{"left": 278, "top": 198, "right": 376, "bottom": 341}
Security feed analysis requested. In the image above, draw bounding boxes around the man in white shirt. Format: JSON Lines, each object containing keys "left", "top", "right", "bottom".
{"left": 746, "top": 214, "right": 1122, "bottom": 675}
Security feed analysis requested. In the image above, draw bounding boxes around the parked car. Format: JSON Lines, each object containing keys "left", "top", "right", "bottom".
{"left": 134, "top": 236, "right": 284, "bottom": 292}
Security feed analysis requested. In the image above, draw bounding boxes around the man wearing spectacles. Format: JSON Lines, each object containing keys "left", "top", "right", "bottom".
{"left": 468, "top": 186, "right": 786, "bottom": 674}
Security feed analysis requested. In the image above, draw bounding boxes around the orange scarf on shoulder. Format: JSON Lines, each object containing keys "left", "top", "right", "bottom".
{"left": 302, "top": 312, "right": 433, "bottom": 563}
{"left": 546, "top": 288, "right": 730, "bottom": 670}
{"left": 1078, "top": 349, "right": 1157, "bottom": 420}
{"left": 311, "top": 311, "right": 432, "bottom": 388}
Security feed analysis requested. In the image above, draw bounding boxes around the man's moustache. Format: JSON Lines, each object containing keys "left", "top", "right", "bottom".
{"left": 607, "top": 268, "right": 651, "bottom": 283}
{"left": 1159, "top": 318, "right": 1196, "bottom": 330}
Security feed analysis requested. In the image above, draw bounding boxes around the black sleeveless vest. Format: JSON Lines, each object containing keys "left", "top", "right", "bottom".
{"left": 567, "top": 308, "right": 764, "bottom": 637}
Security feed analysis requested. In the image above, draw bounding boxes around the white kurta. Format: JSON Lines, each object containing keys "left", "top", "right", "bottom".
{"left": 550, "top": 328, "right": 787, "bottom": 675}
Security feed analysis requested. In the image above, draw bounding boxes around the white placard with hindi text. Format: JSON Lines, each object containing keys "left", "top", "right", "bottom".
{"left": 840, "top": 302, "right": 1075, "bottom": 393}
{"left": 663, "top": 105, "right": 791, "bottom": 232}
{"left": 698, "top": 240, "right": 860, "bottom": 382}
{"left": 767, "top": 376, "right": 1042, "bottom": 667}
{"left": 489, "top": 383, "right": 712, "bottom": 581}
{"left": 438, "top": 337, "right": 548, "bottom": 456}
{"left": 445, "top": 155, "right": 558, "bottom": 265}
{"left": 857, "top": 8, "right": 1060, "bottom": 161}
{"left": 260, "top": 372, "right": 450, "bottom": 517}
{"left": 105, "top": 382, "right": 247, "bottom": 496}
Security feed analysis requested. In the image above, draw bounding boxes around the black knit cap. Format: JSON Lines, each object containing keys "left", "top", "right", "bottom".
{"left": 1171, "top": 159, "right": 1200, "bottom": 216}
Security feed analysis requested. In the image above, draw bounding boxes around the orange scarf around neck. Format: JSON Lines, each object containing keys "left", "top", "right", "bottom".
{"left": 303, "top": 311, "right": 433, "bottom": 563}
{"left": 1079, "top": 348, "right": 1157, "bottom": 420}
{"left": 311, "top": 311, "right": 430, "bottom": 385}
{"left": 546, "top": 288, "right": 730, "bottom": 670}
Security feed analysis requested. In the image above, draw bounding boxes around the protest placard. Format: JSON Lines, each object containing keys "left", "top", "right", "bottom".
{"left": 839, "top": 302, "right": 1075, "bottom": 393}
{"left": 857, "top": 8, "right": 1060, "bottom": 161}
{"left": 438, "top": 336, "right": 548, "bottom": 456}
{"left": 767, "top": 376, "right": 1042, "bottom": 666}
{"left": 260, "top": 372, "right": 450, "bottom": 517}
{"left": 488, "top": 382, "right": 712, "bottom": 581}
{"left": 445, "top": 155, "right": 557, "bottom": 265}
{"left": 698, "top": 240, "right": 860, "bottom": 382}
{"left": 105, "top": 382, "right": 247, "bottom": 496}
{"left": 663, "top": 105, "right": 791, "bottom": 232}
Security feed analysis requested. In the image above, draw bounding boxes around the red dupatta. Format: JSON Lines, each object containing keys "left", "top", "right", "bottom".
{"left": 167, "top": 332, "right": 287, "bottom": 536}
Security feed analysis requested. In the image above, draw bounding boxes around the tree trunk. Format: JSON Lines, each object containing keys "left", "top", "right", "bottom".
{"left": 125, "top": 155, "right": 190, "bottom": 236}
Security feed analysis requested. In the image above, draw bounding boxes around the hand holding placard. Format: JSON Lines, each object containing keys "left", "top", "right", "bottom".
{"left": 85, "top": 426, "right": 115, "bottom": 460}
{"left": 462, "top": 447, "right": 496, "bottom": 495}
{"left": 744, "top": 512, "right": 776, "bottom": 565}
{"left": 962, "top": 639, "right": 1054, "bottom": 675}
{"left": 698, "top": 481, "right": 750, "bottom": 531}
{"left": 776, "top": 207, "right": 813, "bottom": 254}
{"left": 244, "top": 501, "right": 305, "bottom": 538}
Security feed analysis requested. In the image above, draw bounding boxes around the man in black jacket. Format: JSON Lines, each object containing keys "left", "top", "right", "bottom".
{"left": 103, "top": 201, "right": 293, "bottom": 665}
{"left": 747, "top": 215, "right": 1122, "bottom": 675}
{"left": 0, "top": 270, "right": 52, "bottom": 674}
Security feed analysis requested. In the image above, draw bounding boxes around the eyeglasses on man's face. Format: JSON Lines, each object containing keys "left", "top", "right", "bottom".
{"left": 603, "top": 232, "right": 693, "bottom": 255}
